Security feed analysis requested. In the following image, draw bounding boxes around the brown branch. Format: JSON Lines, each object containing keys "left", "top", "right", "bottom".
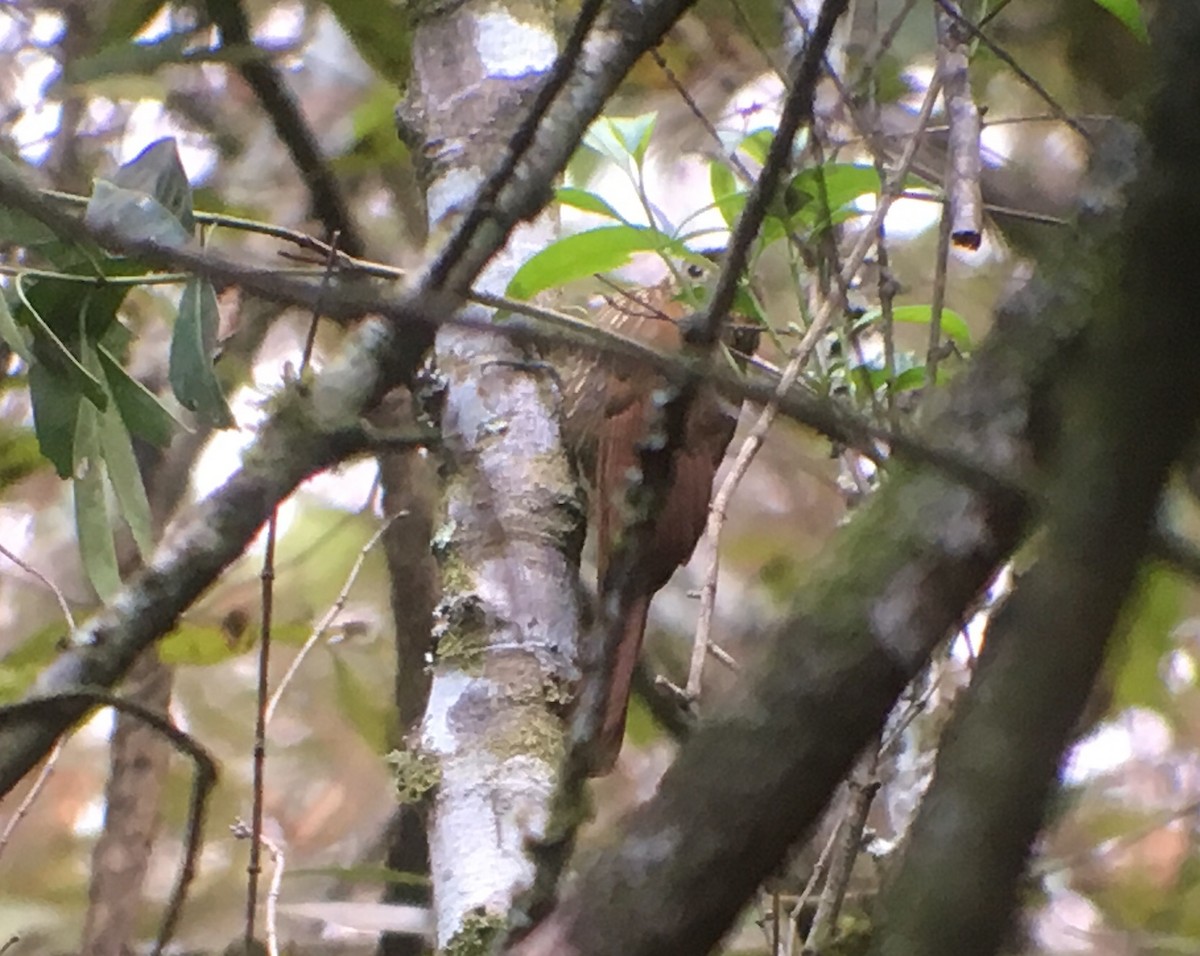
{"left": 873, "top": 14, "right": 1200, "bottom": 950}
{"left": 934, "top": 1, "right": 983, "bottom": 250}
{"left": 205, "top": 0, "right": 366, "bottom": 256}
{"left": 0, "top": 691, "right": 218, "bottom": 956}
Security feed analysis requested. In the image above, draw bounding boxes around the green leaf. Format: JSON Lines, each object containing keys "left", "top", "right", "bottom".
{"left": 583, "top": 114, "right": 658, "bottom": 167}
{"left": 1110, "top": 566, "right": 1181, "bottom": 711}
{"left": 170, "top": 278, "right": 234, "bottom": 427}
{"left": 0, "top": 624, "right": 66, "bottom": 704}
{"left": 99, "top": 400, "right": 154, "bottom": 559}
{"left": 0, "top": 202, "right": 60, "bottom": 248}
{"left": 69, "top": 33, "right": 193, "bottom": 85}
{"left": 85, "top": 179, "right": 192, "bottom": 247}
{"left": 0, "top": 293, "right": 32, "bottom": 364}
{"left": 74, "top": 401, "right": 120, "bottom": 600}
{"left": 709, "top": 161, "right": 742, "bottom": 228}
{"left": 98, "top": 0, "right": 167, "bottom": 46}
{"left": 97, "top": 344, "right": 183, "bottom": 447}
{"left": 507, "top": 225, "right": 683, "bottom": 299}
{"left": 857, "top": 304, "right": 973, "bottom": 349}
{"left": 1092, "top": 0, "right": 1148, "bottom": 42}
{"left": 85, "top": 341, "right": 154, "bottom": 559}
{"left": 331, "top": 654, "right": 390, "bottom": 753}
{"left": 555, "top": 186, "right": 628, "bottom": 223}
{"left": 0, "top": 153, "right": 102, "bottom": 265}
{"left": 15, "top": 257, "right": 142, "bottom": 355}
{"left": 17, "top": 279, "right": 108, "bottom": 409}
{"left": 29, "top": 363, "right": 81, "bottom": 477}
{"left": 884, "top": 365, "right": 928, "bottom": 393}
{"left": 326, "top": 0, "right": 413, "bottom": 83}
{"left": 737, "top": 128, "right": 775, "bottom": 166}
{"left": 110, "top": 137, "right": 195, "bottom": 232}
{"left": 0, "top": 423, "right": 45, "bottom": 491}
{"left": 158, "top": 622, "right": 249, "bottom": 666}
{"left": 788, "top": 163, "right": 881, "bottom": 232}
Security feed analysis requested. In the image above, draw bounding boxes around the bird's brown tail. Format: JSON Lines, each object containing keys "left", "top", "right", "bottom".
{"left": 592, "top": 593, "right": 653, "bottom": 774}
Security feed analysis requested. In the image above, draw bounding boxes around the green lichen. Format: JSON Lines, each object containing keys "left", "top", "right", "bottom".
{"left": 387, "top": 748, "right": 440, "bottom": 805}
{"left": 541, "top": 673, "right": 575, "bottom": 708}
{"left": 431, "top": 515, "right": 458, "bottom": 559}
{"left": 432, "top": 594, "right": 489, "bottom": 672}
{"left": 438, "top": 548, "right": 473, "bottom": 594}
{"left": 489, "top": 705, "right": 564, "bottom": 765}
{"left": 443, "top": 908, "right": 505, "bottom": 956}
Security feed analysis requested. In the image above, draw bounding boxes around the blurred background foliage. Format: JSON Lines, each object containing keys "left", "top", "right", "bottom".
{"left": 1, "top": 0, "right": 1197, "bottom": 954}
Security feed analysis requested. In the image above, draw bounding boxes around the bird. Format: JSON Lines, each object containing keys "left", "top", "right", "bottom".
{"left": 557, "top": 264, "right": 758, "bottom": 773}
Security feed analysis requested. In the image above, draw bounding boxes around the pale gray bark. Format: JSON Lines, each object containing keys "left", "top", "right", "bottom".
{"left": 397, "top": 3, "right": 583, "bottom": 945}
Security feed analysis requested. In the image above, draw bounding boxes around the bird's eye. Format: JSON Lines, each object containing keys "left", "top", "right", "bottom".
{"left": 685, "top": 262, "right": 705, "bottom": 280}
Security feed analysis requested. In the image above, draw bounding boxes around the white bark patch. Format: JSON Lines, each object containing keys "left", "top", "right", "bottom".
{"left": 871, "top": 564, "right": 930, "bottom": 673}
{"left": 477, "top": 552, "right": 580, "bottom": 656}
{"left": 475, "top": 11, "right": 557, "bottom": 78}
{"left": 430, "top": 751, "right": 554, "bottom": 944}
{"left": 423, "top": 671, "right": 477, "bottom": 751}
{"left": 931, "top": 486, "right": 989, "bottom": 557}
{"left": 429, "top": 166, "right": 484, "bottom": 226}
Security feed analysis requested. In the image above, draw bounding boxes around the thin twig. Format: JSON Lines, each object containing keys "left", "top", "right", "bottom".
{"left": 300, "top": 230, "right": 342, "bottom": 370}
{"left": 690, "top": 76, "right": 944, "bottom": 691}
{"left": 648, "top": 46, "right": 756, "bottom": 183}
{"left": 785, "top": 821, "right": 843, "bottom": 954}
{"left": 934, "top": 0, "right": 983, "bottom": 249}
{"left": 0, "top": 691, "right": 217, "bottom": 956}
{"left": 926, "top": 194, "right": 954, "bottom": 387}
{"left": 264, "top": 514, "right": 401, "bottom": 725}
{"left": 0, "top": 549, "right": 76, "bottom": 860}
{"left": 932, "top": 0, "right": 1090, "bottom": 142}
{"left": 248, "top": 219, "right": 343, "bottom": 945}
{"left": 699, "top": 0, "right": 852, "bottom": 348}
{"left": 0, "top": 544, "right": 76, "bottom": 630}
{"left": 207, "top": 0, "right": 365, "bottom": 256}
{"left": 0, "top": 739, "right": 65, "bottom": 858}
{"left": 233, "top": 821, "right": 286, "bottom": 956}
{"left": 803, "top": 743, "right": 880, "bottom": 951}
{"left": 246, "top": 514, "right": 277, "bottom": 949}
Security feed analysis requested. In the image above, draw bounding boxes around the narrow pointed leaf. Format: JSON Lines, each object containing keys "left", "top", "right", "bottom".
{"left": 99, "top": 0, "right": 168, "bottom": 46}
{"left": 29, "top": 363, "right": 81, "bottom": 477}
{"left": 85, "top": 341, "right": 154, "bottom": 559}
{"left": 169, "top": 278, "right": 234, "bottom": 427}
{"left": 0, "top": 294, "right": 32, "bottom": 364}
{"left": 709, "top": 162, "right": 741, "bottom": 228}
{"left": 85, "top": 179, "right": 191, "bottom": 247}
{"left": 555, "top": 187, "right": 628, "bottom": 223}
{"left": 97, "top": 344, "right": 184, "bottom": 447}
{"left": 507, "top": 225, "right": 683, "bottom": 299}
{"left": 1093, "top": 0, "right": 1149, "bottom": 42}
{"left": 331, "top": 654, "right": 390, "bottom": 754}
{"left": 74, "top": 402, "right": 120, "bottom": 600}
{"left": 17, "top": 279, "right": 107, "bottom": 408}
{"left": 110, "top": 138, "right": 195, "bottom": 231}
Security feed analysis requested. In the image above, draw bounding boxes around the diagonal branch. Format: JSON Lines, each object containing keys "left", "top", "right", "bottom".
{"left": 873, "top": 12, "right": 1200, "bottom": 950}
{"left": 205, "top": 0, "right": 367, "bottom": 256}
{"left": 0, "top": 0, "right": 722, "bottom": 802}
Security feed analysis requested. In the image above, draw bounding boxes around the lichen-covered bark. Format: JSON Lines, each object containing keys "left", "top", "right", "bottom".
{"left": 872, "top": 13, "right": 1200, "bottom": 952}
{"left": 397, "top": 0, "right": 587, "bottom": 944}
